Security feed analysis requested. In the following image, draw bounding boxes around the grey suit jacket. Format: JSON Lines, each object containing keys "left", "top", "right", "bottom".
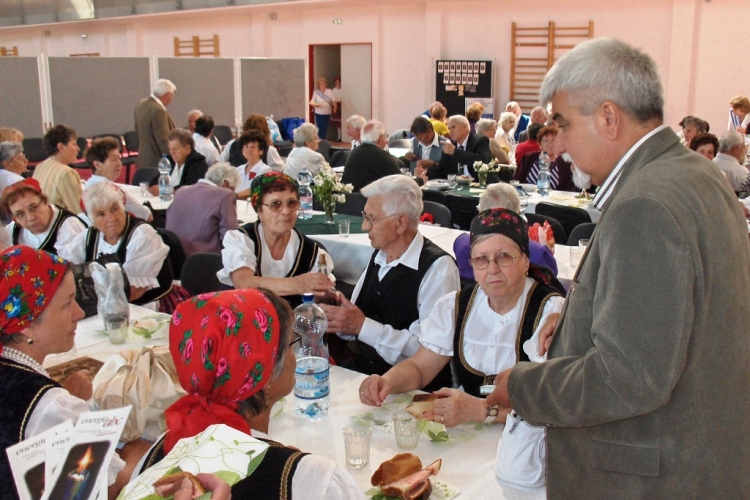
{"left": 134, "top": 96, "right": 176, "bottom": 170}
{"left": 508, "top": 127, "right": 750, "bottom": 498}
{"left": 409, "top": 136, "right": 442, "bottom": 172}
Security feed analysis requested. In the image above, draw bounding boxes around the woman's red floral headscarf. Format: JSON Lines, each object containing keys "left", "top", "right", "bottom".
{"left": 164, "top": 289, "right": 281, "bottom": 453}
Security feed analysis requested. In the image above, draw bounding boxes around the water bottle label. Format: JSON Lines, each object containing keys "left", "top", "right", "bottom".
{"left": 294, "top": 367, "right": 330, "bottom": 399}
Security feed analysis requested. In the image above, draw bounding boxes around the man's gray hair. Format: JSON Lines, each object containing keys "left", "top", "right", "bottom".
{"left": 0, "top": 141, "right": 23, "bottom": 166}
{"left": 718, "top": 131, "right": 745, "bottom": 153}
{"left": 153, "top": 79, "right": 176, "bottom": 97}
{"left": 187, "top": 109, "right": 203, "bottom": 119}
{"left": 499, "top": 112, "right": 517, "bottom": 127}
{"left": 361, "top": 174, "right": 423, "bottom": 229}
{"left": 83, "top": 181, "right": 125, "bottom": 221}
{"left": 478, "top": 183, "right": 521, "bottom": 212}
{"left": 447, "top": 115, "right": 470, "bottom": 128}
{"left": 205, "top": 162, "right": 241, "bottom": 190}
{"left": 475, "top": 119, "right": 497, "bottom": 136}
{"left": 293, "top": 123, "right": 319, "bottom": 147}
{"left": 346, "top": 115, "right": 367, "bottom": 130}
{"left": 361, "top": 121, "right": 386, "bottom": 144}
{"left": 540, "top": 38, "right": 664, "bottom": 123}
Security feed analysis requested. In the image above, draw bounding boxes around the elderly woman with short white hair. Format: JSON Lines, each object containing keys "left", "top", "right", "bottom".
{"left": 0, "top": 141, "right": 27, "bottom": 194}
{"left": 59, "top": 182, "right": 176, "bottom": 311}
{"left": 476, "top": 118, "right": 510, "bottom": 165}
{"left": 495, "top": 112, "right": 517, "bottom": 159}
{"left": 283, "top": 123, "right": 327, "bottom": 179}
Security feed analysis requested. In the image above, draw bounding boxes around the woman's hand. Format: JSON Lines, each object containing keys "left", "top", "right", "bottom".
{"left": 62, "top": 369, "right": 93, "bottom": 400}
{"left": 294, "top": 272, "right": 335, "bottom": 295}
{"left": 129, "top": 285, "right": 147, "bottom": 302}
{"left": 359, "top": 375, "right": 392, "bottom": 407}
{"left": 174, "top": 474, "right": 231, "bottom": 500}
{"left": 431, "top": 388, "right": 486, "bottom": 427}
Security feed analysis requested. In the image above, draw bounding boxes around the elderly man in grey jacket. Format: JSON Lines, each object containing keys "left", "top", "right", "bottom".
{"left": 488, "top": 38, "right": 750, "bottom": 498}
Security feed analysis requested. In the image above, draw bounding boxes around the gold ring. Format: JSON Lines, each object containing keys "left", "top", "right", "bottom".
{"left": 439, "top": 415, "right": 445, "bottom": 423}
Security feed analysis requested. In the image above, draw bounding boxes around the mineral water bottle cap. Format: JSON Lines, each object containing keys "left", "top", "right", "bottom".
{"left": 302, "top": 293, "right": 314, "bottom": 303}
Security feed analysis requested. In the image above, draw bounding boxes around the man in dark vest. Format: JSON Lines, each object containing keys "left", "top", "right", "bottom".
{"left": 320, "top": 175, "right": 460, "bottom": 392}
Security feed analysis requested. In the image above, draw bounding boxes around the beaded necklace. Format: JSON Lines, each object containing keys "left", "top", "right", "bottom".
{"left": 1, "top": 347, "right": 50, "bottom": 378}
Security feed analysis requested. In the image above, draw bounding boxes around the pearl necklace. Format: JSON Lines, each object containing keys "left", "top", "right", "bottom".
{"left": 1, "top": 347, "right": 50, "bottom": 378}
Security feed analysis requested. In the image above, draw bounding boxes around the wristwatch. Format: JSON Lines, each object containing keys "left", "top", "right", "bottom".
{"left": 484, "top": 405, "right": 499, "bottom": 424}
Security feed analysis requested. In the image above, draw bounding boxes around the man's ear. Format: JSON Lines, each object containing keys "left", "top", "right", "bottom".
{"left": 597, "top": 101, "right": 622, "bottom": 141}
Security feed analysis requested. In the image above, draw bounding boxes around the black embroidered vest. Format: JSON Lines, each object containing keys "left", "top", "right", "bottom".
{"left": 140, "top": 435, "right": 308, "bottom": 500}
{"left": 0, "top": 359, "right": 62, "bottom": 500}
{"left": 12, "top": 205, "right": 85, "bottom": 255}
{"left": 84, "top": 213, "right": 173, "bottom": 305}
{"left": 350, "top": 238, "right": 453, "bottom": 392}
{"left": 452, "top": 281, "right": 560, "bottom": 397}
{"left": 238, "top": 222, "right": 319, "bottom": 308}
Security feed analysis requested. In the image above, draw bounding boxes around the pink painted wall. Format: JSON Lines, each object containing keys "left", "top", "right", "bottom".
{"left": 0, "top": 0, "right": 747, "bottom": 136}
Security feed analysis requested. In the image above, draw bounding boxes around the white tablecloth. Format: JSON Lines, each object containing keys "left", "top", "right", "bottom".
{"left": 526, "top": 191, "right": 600, "bottom": 223}
{"left": 271, "top": 367, "right": 546, "bottom": 500}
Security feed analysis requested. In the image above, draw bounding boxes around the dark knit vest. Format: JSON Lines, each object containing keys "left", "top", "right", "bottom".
{"left": 351, "top": 239, "right": 453, "bottom": 392}
{"left": 452, "top": 281, "right": 560, "bottom": 397}
{"left": 238, "top": 222, "right": 319, "bottom": 309}
{"left": 84, "top": 213, "right": 173, "bottom": 306}
{"left": 140, "top": 435, "right": 308, "bottom": 500}
{"left": 11, "top": 205, "right": 85, "bottom": 255}
{"left": 0, "top": 359, "right": 62, "bottom": 500}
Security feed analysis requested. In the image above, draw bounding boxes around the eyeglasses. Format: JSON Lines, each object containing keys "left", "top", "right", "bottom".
{"left": 262, "top": 199, "right": 301, "bottom": 212}
{"left": 469, "top": 252, "right": 521, "bottom": 270}
{"left": 361, "top": 211, "right": 399, "bottom": 227}
{"left": 289, "top": 333, "right": 302, "bottom": 347}
{"left": 12, "top": 201, "right": 45, "bottom": 221}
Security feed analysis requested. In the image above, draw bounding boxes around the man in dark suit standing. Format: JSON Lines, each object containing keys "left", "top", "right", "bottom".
{"left": 134, "top": 79, "right": 176, "bottom": 170}
{"left": 488, "top": 38, "right": 750, "bottom": 498}
{"left": 417, "top": 115, "right": 491, "bottom": 181}
{"left": 341, "top": 120, "right": 401, "bottom": 192}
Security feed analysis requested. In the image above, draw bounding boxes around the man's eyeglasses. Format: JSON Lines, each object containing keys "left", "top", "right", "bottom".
{"left": 469, "top": 252, "right": 521, "bottom": 270}
{"left": 262, "top": 199, "right": 301, "bottom": 212}
{"left": 361, "top": 211, "right": 399, "bottom": 227}
{"left": 289, "top": 333, "right": 302, "bottom": 347}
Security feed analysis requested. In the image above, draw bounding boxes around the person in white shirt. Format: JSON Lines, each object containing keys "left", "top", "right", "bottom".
{"left": 320, "top": 175, "right": 460, "bottom": 388}
{"left": 234, "top": 130, "right": 272, "bottom": 200}
{"left": 192, "top": 116, "right": 220, "bottom": 166}
{"left": 83, "top": 136, "right": 152, "bottom": 222}
{"left": 346, "top": 114, "right": 366, "bottom": 148}
{"left": 495, "top": 112, "right": 518, "bottom": 162}
{"left": 309, "top": 77, "right": 337, "bottom": 140}
{"left": 728, "top": 95, "right": 750, "bottom": 134}
{"left": 283, "top": 123, "right": 327, "bottom": 179}
{"left": 219, "top": 114, "right": 285, "bottom": 172}
{"left": 714, "top": 130, "right": 749, "bottom": 191}
{"left": 0, "top": 141, "right": 27, "bottom": 196}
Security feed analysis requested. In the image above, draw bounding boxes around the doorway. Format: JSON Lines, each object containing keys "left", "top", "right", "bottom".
{"left": 309, "top": 43, "right": 372, "bottom": 143}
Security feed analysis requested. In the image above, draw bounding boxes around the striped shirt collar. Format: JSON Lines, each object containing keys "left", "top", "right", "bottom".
{"left": 592, "top": 124, "right": 667, "bottom": 210}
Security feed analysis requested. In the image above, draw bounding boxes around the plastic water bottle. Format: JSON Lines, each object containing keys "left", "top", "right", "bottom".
{"left": 157, "top": 155, "right": 173, "bottom": 202}
{"left": 537, "top": 151, "right": 551, "bottom": 197}
{"left": 297, "top": 168, "right": 313, "bottom": 220}
{"left": 293, "top": 293, "right": 330, "bottom": 419}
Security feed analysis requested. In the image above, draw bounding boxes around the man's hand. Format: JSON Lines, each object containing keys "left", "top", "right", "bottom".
{"left": 416, "top": 159, "right": 436, "bottom": 170}
{"left": 319, "top": 294, "right": 366, "bottom": 334}
{"left": 359, "top": 374, "right": 391, "bottom": 407}
{"left": 442, "top": 142, "right": 456, "bottom": 155}
{"left": 404, "top": 152, "right": 418, "bottom": 162}
{"left": 538, "top": 312, "right": 560, "bottom": 356}
{"left": 486, "top": 368, "right": 513, "bottom": 409}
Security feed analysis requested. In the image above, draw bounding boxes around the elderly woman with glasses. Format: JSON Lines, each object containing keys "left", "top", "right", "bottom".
{"left": 218, "top": 172, "right": 334, "bottom": 308}
{"left": 2, "top": 178, "right": 86, "bottom": 254}
{"left": 359, "top": 208, "right": 565, "bottom": 427}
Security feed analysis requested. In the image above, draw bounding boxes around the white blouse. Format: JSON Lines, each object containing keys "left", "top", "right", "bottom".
{"left": 217, "top": 225, "right": 334, "bottom": 286}
{"left": 284, "top": 147, "right": 327, "bottom": 180}
{"left": 60, "top": 223, "right": 169, "bottom": 289}
{"left": 5, "top": 205, "right": 86, "bottom": 250}
{"left": 419, "top": 279, "right": 564, "bottom": 377}
{"left": 193, "top": 133, "right": 220, "bottom": 166}
{"left": 235, "top": 161, "right": 272, "bottom": 194}
{"left": 84, "top": 176, "right": 152, "bottom": 221}
{"left": 219, "top": 141, "right": 285, "bottom": 172}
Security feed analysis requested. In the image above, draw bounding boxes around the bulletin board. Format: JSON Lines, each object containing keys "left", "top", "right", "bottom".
{"left": 435, "top": 60, "right": 493, "bottom": 117}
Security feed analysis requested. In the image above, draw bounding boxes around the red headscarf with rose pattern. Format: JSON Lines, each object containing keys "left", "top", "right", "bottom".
{"left": 163, "top": 289, "right": 281, "bottom": 453}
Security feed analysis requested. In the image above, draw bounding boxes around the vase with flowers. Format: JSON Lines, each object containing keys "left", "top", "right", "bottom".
{"left": 472, "top": 159, "right": 500, "bottom": 189}
{"left": 311, "top": 163, "right": 354, "bottom": 224}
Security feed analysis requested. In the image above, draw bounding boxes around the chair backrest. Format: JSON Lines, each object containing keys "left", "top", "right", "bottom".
{"left": 388, "top": 129, "right": 409, "bottom": 143}
{"left": 534, "top": 202, "right": 592, "bottom": 240}
{"left": 131, "top": 168, "right": 159, "bottom": 186}
{"left": 421, "top": 189, "right": 447, "bottom": 206}
{"left": 526, "top": 212, "right": 567, "bottom": 245}
{"left": 22, "top": 138, "right": 48, "bottom": 164}
{"left": 277, "top": 146, "right": 293, "bottom": 157}
{"left": 123, "top": 131, "right": 139, "bottom": 154}
{"left": 567, "top": 222, "right": 596, "bottom": 246}
{"left": 213, "top": 125, "right": 234, "bottom": 146}
{"left": 317, "top": 140, "right": 332, "bottom": 161}
{"left": 388, "top": 138, "right": 411, "bottom": 149}
{"left": 445, "top": 193, "right": 479, "bottom": 230}
{"left": 180, "top": 252, "right": 223, "bottom": 296}
{"left": 335, "top": 192, "right": 367, "bottom": 217}
{"left": 156, "top": 227, "right": 187, "bottom": 279}
{"left": 422, "top": 201, "right": 452, "bottom": 227}
{"left": 330, "top": 150, "right": 350, "bottom": 167}
{"left": 76, "top": 136, "right": 88, "bottom": 159}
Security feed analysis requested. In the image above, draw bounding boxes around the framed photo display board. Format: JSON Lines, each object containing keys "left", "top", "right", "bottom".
{"left": 436, "top": 60, "right": 493, "bottom": 117}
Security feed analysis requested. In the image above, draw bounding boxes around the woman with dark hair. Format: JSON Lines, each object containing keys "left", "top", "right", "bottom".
{"left": 192, "top": 116, "right": 220, "bottom": 166}
{"left": 131, "top": 289, "right": 365, "bottom": 499}
{"left": 360, "top": 209, "right": 564, "bottom": 427}
{"left": 220, "top": 114, "right": 285, "bottom": 171}
{"left": 689, "top": 133, "right": 720, "bottom": 161}
{"left": 514, "top": 126, "right": 576, "bottom": 191}
{"left": 31, "top": 124, "right": 83, "bottom": 214}
{"left": 218, "top": 172, "right": 334, "bottom": 307}
{"left": 234, "top": 130, "right": 272, "bottom": 200}
{"left": 331, "top": 76, "right": 343, "bottom": 141}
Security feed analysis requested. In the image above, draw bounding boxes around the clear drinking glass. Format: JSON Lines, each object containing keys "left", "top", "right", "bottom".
{"left": 447, "top": 174, "right": 458, "bottom": 190}
{"left": 569, "top": 245, "right": 585, "bottom": 268}
{"left": 338, "top": 219, "right": 350, "bottom": 238}
{"left": 106, "top": 315, "right": 128, "bottom": 345}
{"left": 139, "top": 182, "right": 150, "bottom": 197}
{"left": 393, "top": 411, "right": 420, "bottom": 450}
{"left": 342, "top": 423, "right": 372, "bottom": 468}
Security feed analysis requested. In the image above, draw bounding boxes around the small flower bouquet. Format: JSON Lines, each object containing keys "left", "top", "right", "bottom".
{"left": 472, "top": 159, "right": 500, "bottom": 188}
{"left": 312, "top": 163, "right": 354, "bottom": 223}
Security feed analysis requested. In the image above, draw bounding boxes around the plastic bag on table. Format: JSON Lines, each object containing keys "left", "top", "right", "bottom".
{"left": 90, "top": 261, "right": 130, "bottom": 328}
